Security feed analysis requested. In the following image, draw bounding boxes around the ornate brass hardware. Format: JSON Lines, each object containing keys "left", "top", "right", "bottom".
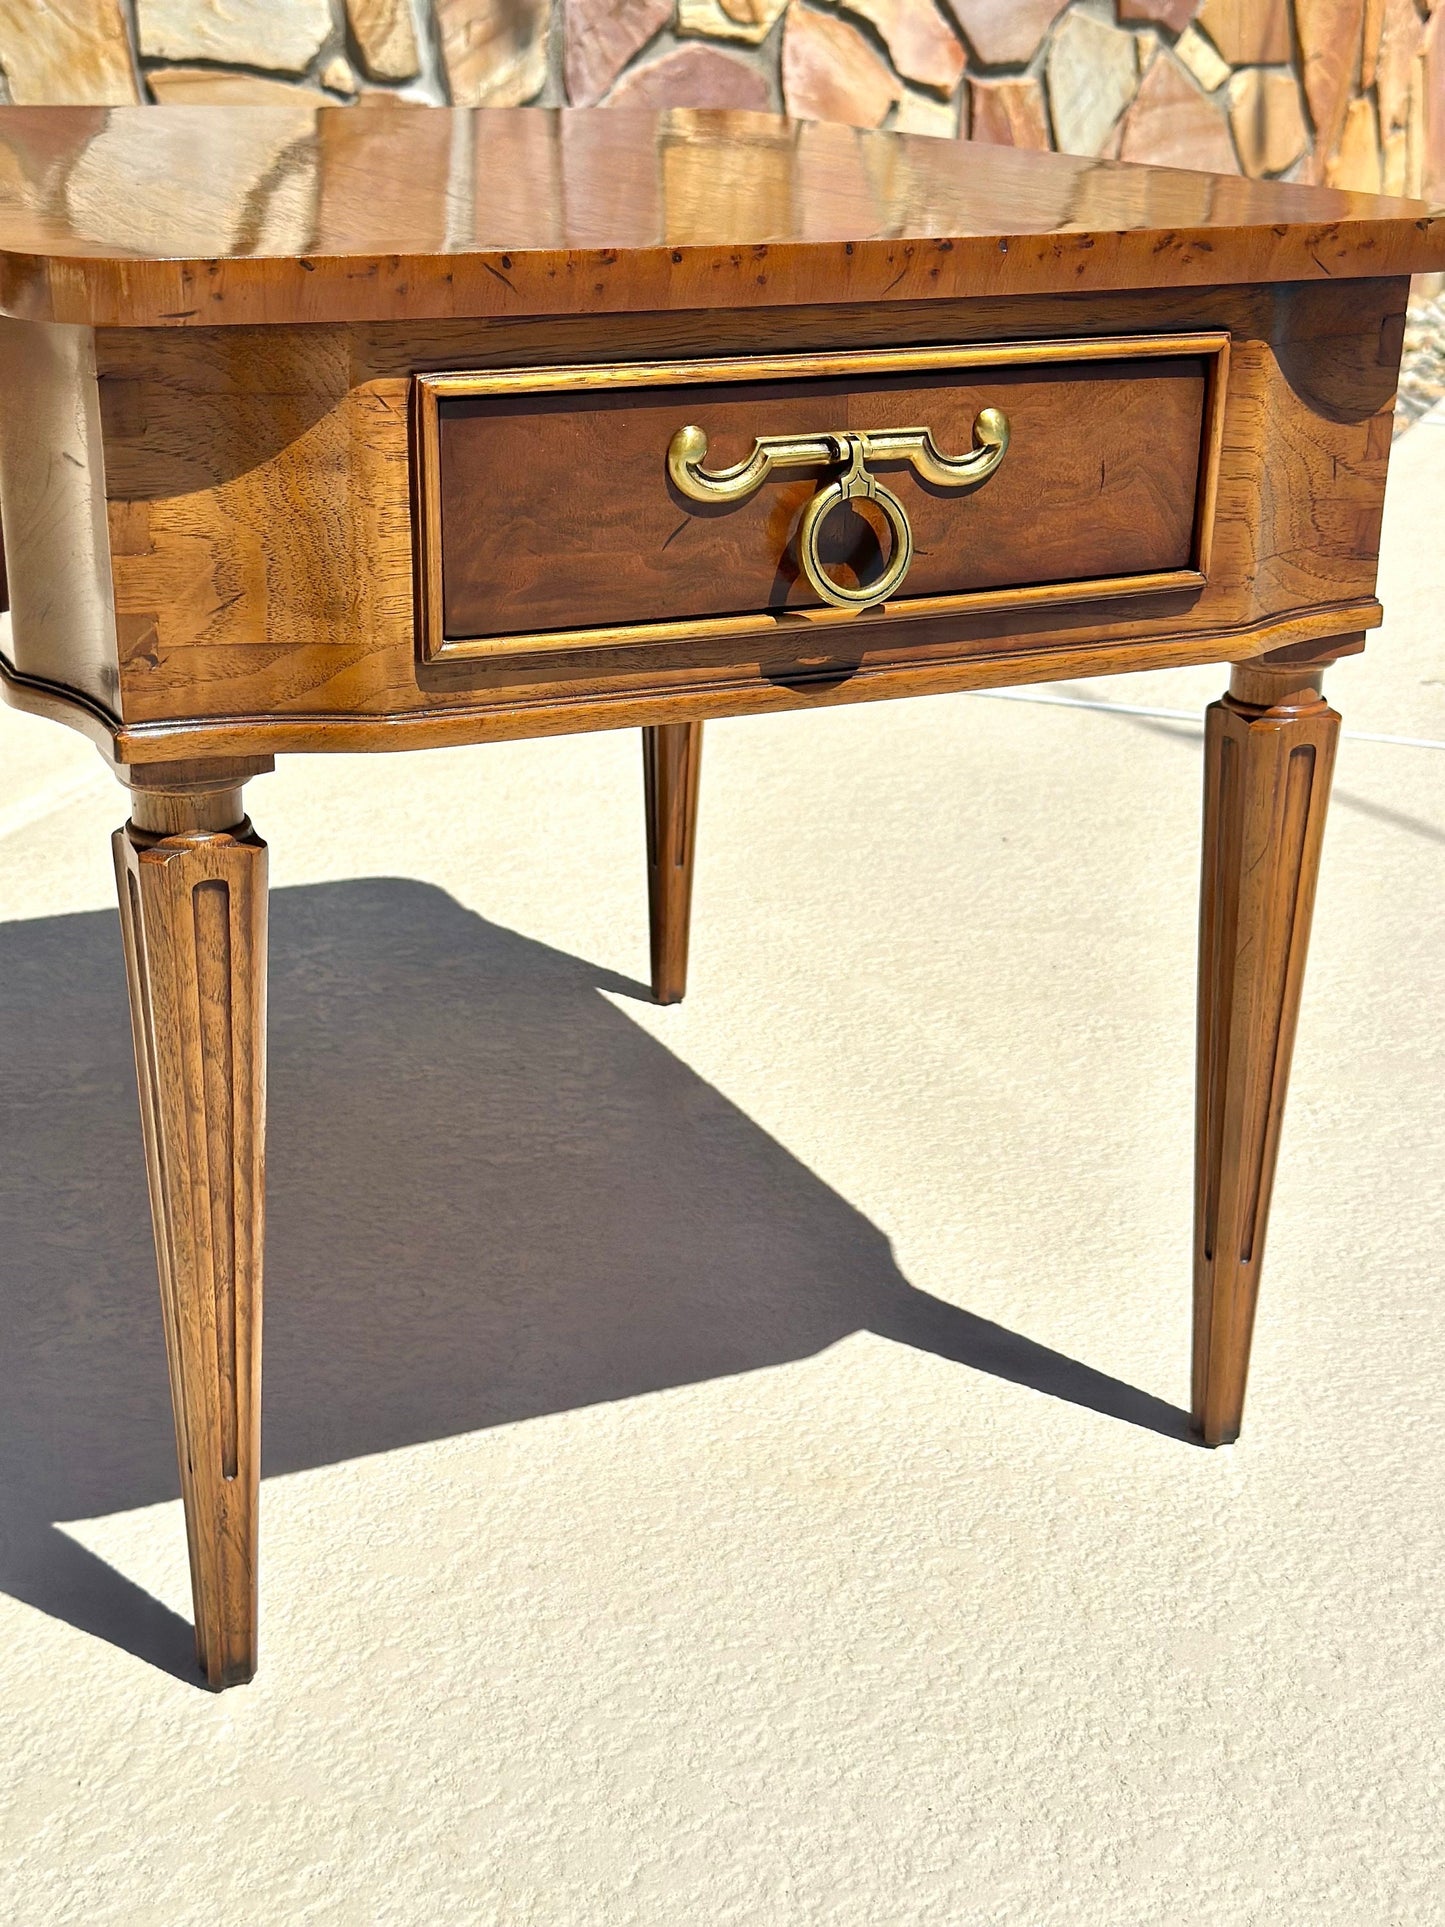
{"left": 666, "top": 408, "right": 1010, "bottom": 611}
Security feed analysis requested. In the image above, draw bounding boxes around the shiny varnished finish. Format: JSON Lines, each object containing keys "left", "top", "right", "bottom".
{"left": 114, "top": 778, "right": 267, "bottom": 1687}
{"left": 0, "top": 277, "right": 1402, "bottom": 766}
{"left": 424, "top": 342, "right": 1213, "bottom": 653}
{"left": 0, "top": 108, "right": 1429, "bottom": 1687}
{"left": 644, "top": 722, "right": 703, "bottom": 1005}
{"left": 1194, "top": 660, "right": 1341, "bottom": 1446}
{"left": 0, "top": 108, "right": 1440, "bottom": 329}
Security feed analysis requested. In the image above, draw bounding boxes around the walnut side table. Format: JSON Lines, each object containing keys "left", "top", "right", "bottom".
{"left": 1, "top": 106, "right": 1439, "bottom": 1688}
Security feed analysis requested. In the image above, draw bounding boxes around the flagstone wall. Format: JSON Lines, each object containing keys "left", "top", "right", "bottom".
{"left": 0, "top": 1, "right": 1439, "bottom": 198}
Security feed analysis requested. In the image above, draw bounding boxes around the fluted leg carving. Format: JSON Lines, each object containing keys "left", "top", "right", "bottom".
{"left": 643, "top": 721, "right": 703, "bottom": 1005}
{"left": 1194, "top": 662, "right": 1340, "bottom": 1446}
{"left": 114, "top": 779, "right": 267, "bottom": 1687}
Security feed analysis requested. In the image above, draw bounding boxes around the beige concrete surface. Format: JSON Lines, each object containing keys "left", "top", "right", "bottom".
{"left": 2, "top": 425, "right": 1444, "bottom": 1926}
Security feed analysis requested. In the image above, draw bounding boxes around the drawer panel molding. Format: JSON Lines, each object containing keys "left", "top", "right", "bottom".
{"left": 412, "top": 332, "right": 1230, "bottom": 665}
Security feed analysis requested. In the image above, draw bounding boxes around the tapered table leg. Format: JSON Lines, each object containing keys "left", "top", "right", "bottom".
{"left": 1194, "top": 661, "right": 1340, "bottom": 1446}
{"left": 643, "top": 721, "right": 702, "bottom": 1005}
{"left": 113, "top": 774, "right": 267, "bottom": 1687}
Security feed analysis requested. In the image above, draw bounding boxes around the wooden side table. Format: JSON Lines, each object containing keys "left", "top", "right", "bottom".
{"left": 1, "top": 105, "right": 1440, "bottom": 1688}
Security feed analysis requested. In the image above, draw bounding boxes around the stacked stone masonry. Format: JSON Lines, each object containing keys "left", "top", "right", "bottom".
{"left": 0, "top": 0, "right": 1438, "bottom": 199}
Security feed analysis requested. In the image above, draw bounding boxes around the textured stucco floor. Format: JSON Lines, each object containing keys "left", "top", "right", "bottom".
{"left": 2, "top": 417, "right": 1444, "bottom": 1926}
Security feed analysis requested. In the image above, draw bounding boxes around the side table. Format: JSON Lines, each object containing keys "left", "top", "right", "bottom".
{"left": 1, "top": 105, "right": 1439, "bottom": 1687}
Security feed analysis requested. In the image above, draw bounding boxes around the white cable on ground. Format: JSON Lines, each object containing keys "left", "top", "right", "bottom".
{"left": 975, "top": 686, "right": 1445, "bottom": 752}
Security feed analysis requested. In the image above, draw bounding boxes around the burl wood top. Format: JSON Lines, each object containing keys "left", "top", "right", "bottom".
{"left": 0, "top": 106, "right": 1440, "bottom": 330}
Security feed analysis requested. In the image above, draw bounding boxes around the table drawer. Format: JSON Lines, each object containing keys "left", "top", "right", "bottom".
{"left": 413, "top": 335, "right": 1228, "bottom": 665}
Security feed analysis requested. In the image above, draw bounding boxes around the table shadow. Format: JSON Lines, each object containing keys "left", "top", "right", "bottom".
{"left": 0, "top": 877, "right": 1193, "bottom": 1686}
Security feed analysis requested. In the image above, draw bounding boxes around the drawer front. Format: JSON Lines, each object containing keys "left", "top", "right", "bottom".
{"left": 413, "top": 335, "right": 1227, "bottom": 664}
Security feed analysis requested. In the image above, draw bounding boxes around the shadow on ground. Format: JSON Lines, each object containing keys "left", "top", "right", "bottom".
{"left": 0, "top": 879, "right": 1191, "bottom": 1684}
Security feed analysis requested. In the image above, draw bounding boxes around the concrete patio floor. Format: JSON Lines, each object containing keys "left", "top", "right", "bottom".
{"left": 2, "top": 417, "right": 1443, "bottom": 1925}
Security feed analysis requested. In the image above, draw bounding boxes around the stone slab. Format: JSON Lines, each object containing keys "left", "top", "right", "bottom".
{"left": 968, "top": 75, "right": 1051, "bottom": 150}
{"left": 346, "top": 0, "right": 421, "bottom": 84}
{"left": 893, "top": 85, "right": 959, "bottom": 137}
{"left": 1196, "top": 0, "right": 1292, "bottom": 64}
{"left": 782, "top": 5, "right": 900, "bottom": 129}
{"left": 1046, "top": 11, "right": 1139, "bottom": 157}
{"left": 136, "top": 0, "right": 332, "bottom": 76}
{"left": 1119, "top": 50, "right": 1239, "bottom": 171}
{"left": 1329, "top": 91, "right": 1384, "bottom": 191}
{"left": 567, "top": 0, "right": 673, "bottom": 107}
{"left": 947, "top": 0, "right": 1069, "bottom": 68}
{"left": 0, "top": 0, "right": 138, "bottom": 106}
{"left": 1175, "top": 24, "right": 1230, "bottom": 95}
{"left": 1377, "top": 0, "right": 1424, "bottom": 142}
{"left": 1120, "top": 0, "right": 1200, "bottom": 28}
{"left": 1297, "top": 0, "right": 1369, "bottom": 182}
{"left": 678, "top": 0, "right": 788, "bottom": 46}
{"left": 605, "top": 44, "right": 770, "bottom": 109}
{"left": 840, "top": 0, "right": 964, "bottom": 94}
{"left": 146, "top": 68, "right": 333, "bottom": 106}
{"left": 1228, "top": 66, "right": 1309, "bottom": 177}
{"left": 436, "top": 0, "right": 550, "bottom": 107}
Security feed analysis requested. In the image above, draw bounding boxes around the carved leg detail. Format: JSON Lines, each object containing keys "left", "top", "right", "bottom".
{"left": 643, "top": 722, "right": 702, "bottom": 1005}
{"left": 1194, "top": 663, "right": 1340, "bottom": 1446}
{"left": 114, "top": 780, "right": 267, "bottom": 1687}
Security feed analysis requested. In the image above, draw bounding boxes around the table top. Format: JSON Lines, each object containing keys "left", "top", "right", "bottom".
{"left": 0, "top": 105, "right": 1439, "bottom": 330}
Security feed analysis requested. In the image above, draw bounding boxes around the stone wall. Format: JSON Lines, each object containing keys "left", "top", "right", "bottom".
{"left": 0, "top": 1, "right": 1439, "bottom": 199}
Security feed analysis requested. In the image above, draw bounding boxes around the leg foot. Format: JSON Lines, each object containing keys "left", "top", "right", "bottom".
{"left": 114, "top": 776, "right": 267, "bottom": 1686}
{"left": 643, "top": 722, "right": 702, "bottom": 1005}
{"left": 1194, "top": 663, "right": 1339, "bottom": 1446}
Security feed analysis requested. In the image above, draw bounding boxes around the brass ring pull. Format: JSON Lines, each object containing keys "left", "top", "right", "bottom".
{"left": 796, "top": 435, "right": 912, "bottom": 609}
{"left": 667, "top": 407, "right": 1010, "bottom": 612}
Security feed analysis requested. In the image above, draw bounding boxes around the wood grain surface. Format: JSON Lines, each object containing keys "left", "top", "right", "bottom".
{"left": 0, "top": 316, "right": 118, "bottom": 713}
{"left": 432, "top": 353, "right": 1208, "bottom": 644}
{"left": 1194, "top": 659, "right": 1340, "bottom": 1446}
{"left": 114, "top": 786, "right": 267, "bottom": 1687}
{"left": 0, "top": 107, "right": 1418, "bottom": 1688}
{"left": 0, "top": 106, "right": 1439, "bottom": 328}
{"left": 643, "top": 721, "right": 703, "bottom": 1006}
{"left": 2, "top": 278, "right": 1381, "bottom": 762}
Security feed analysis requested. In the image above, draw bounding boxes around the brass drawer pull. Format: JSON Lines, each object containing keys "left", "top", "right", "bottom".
{"left": 667, "top": 409, "right": 1010, "bottom": 610}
